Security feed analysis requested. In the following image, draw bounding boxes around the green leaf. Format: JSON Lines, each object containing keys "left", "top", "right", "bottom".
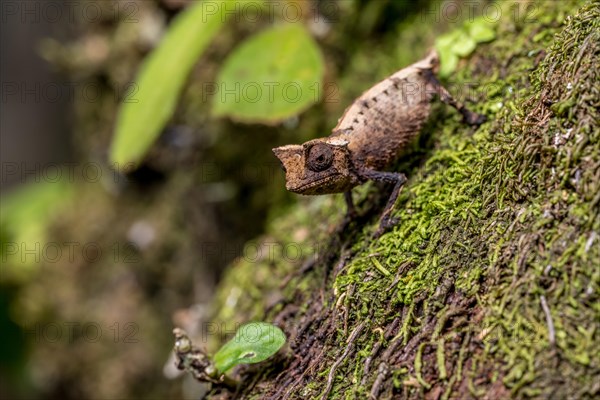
{"left": 436, "top": 17, "right": 495, "bottom": 78}
{"left": 468, "top": 17, "right": 496, "bottom": 43}
{"left": 435, "top": 31, "right": 460, "bottom": 78}
{"left": 213, "top": 322, "right": 286, "bottom": 373}
{"left": 438, "top": 52, "right": 459, "bottom": 78}
{"left": 1, "top": 181, "right": 73, "bottom": 280}
{"left": 213, "top": 24, "right": 324, "bottom": 124}
{"left": 110, "top": 1, "right": 261, "bottom": 166}
{"left": 435, "top": 30, "right": 461, "bottom": 53}
{"left": 450, "top": 31, "right": 477, "bottom": 57}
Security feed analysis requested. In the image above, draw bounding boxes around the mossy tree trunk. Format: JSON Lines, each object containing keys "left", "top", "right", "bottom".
{"left": 208, "top": 2, "right": 598, "bottom": 399}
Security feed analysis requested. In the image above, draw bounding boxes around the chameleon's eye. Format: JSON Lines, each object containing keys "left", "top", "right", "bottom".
{"left": 307, "top": 143, "right": 333, "bottom": 172}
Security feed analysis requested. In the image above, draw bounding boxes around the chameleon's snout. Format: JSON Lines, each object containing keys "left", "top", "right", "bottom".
{"left": 272, "top": 145, "right": 304, "bottom": 192}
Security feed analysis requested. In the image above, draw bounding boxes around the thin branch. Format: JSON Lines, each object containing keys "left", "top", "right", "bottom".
{"left": 320, "top": 321, "right": 366, "bottom": 400}
{"left": 540, "top": 295, "right": 555, "bottom": 345}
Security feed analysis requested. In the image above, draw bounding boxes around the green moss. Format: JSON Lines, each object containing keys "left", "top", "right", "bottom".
{"left": 210, "top": 0, "right": 598, "bottom": 398}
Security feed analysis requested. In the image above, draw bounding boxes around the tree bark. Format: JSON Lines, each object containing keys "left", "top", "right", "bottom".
{"left": 208, "top": 2, "right": 599, "bottom": 398}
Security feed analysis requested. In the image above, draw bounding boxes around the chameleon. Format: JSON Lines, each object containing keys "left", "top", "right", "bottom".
{"left": 273, "top": 50, "right": 485, "bottom": 236}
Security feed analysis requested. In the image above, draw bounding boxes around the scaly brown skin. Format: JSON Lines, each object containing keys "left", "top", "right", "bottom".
{"left": 273, "top": 51, "right": 485, "bottom": 237}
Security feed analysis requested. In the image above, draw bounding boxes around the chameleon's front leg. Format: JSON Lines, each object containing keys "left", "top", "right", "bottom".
{"left": 422, "top": 69, "right": 487, "bottom": 126}
{"left": 360, "top": 169, "right": 407, "bottom": 237}
{"left": 344, "top": 191, "right": 357, "bottom": 218}
{"left": 339, "top": 191, "right": 358, "bottom": 230}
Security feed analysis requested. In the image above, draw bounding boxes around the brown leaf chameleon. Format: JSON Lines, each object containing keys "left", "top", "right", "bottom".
{"left": 273, "top": 51, "right": 485, "bottom": 236}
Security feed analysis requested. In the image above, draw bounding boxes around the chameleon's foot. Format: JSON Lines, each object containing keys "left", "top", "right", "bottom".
{"left": 462, "top": 110, "right": 487, "bottom": 126}
{"left": 340, "top": 210, "right": 358, "bottom": 230}
{"left": 373, "top": 215, "right": 400, "bottom": 239}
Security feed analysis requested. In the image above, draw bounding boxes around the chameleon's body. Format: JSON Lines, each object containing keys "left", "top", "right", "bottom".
{"left": 334, "top": 53, "right": 438, "bottom": 172}
{"left": 273, "top": 51, "right": 485, "bottom": 235}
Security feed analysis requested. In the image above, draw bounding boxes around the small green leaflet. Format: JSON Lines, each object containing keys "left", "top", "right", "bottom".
{"left": 468, "top": 17, "right": 496, "bottom": 43}
{"left": 110, "top": 1, "right": 263, "bottom": 166}
{"left": 435, "top": 16, "right": 497, "bottom": 77}
{"left": 213, "top": 23, "right": 324, "bottom": 124}
{"left": 1, "top": 181, "right": 73, "bottom": 274}
{"left": 213, "top": 322, "right": 286, "bottom": 374}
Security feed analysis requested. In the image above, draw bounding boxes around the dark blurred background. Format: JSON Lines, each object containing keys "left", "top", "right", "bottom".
{"left": 0, "top": 0, "right": 469, "bottom": 398}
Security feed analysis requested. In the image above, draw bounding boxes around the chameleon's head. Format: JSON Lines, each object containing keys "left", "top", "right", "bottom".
{"left": 272, "top": 138, "right": 356, "bottom": 195}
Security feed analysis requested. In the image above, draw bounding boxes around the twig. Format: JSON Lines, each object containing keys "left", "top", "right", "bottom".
{"left": 414, "top": 342, "right": 431, "bottom": 389}
{"left": 369, "top": 324, "right": 409, "bottom": 398}
{"left": 282, "top": 346, "right": 327, "bottom": 400}
{"left": 540, "top": 295, "right": 555, "bottom": 345}
{"left": 369, "top": 362, "right": 390, "bottom": 399}
{"left": 320, "top": 322, "right": 366, "bottom": 400}
{"left": 172, "top": 328, "right": 239, "bottom": 390}
{"left": 387, "top": 261, "right": 412, "bottom": 291}
{"left": 361, "top": 317, "right": 401, "bottom": 385}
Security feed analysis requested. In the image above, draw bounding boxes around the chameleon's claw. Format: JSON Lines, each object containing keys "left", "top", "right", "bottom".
{"left": 346, "top": 207, "right": 359, "bottom": 220}
{"left": 340, "top": 211, "right": 356, "bottom": 230}
{"left": 462, "top": 110, "right": 487, "bottom": 126}
{"left": 373, "top": 215, "right": 400, "bottom": 239}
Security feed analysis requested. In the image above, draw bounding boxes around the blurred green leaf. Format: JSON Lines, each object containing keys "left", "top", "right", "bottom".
{"left": 438, "top": 52, "right": 459, "bottom": 78}
{"left": 111, "top": 1, "right": 262, "bottom": 166}
{"left": 213, "top": 24, "right": 324, "bottom": 124}
{"left": 435, "top": 16, "right": 496, "bottom": 78}
{"left": 213, "top": 322, "right": 286, "bottom": 373}
{"left": 435, "top": 31, "right": 460, "bottom": 78}
{"left": 1, "top": 181, "right": 73, "bottom": 280}
{"left": 468, "top": 17, "right": 497, "bottom": 43}
{"left": 451, "top": 31, "right": 477, "bottom": 57}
